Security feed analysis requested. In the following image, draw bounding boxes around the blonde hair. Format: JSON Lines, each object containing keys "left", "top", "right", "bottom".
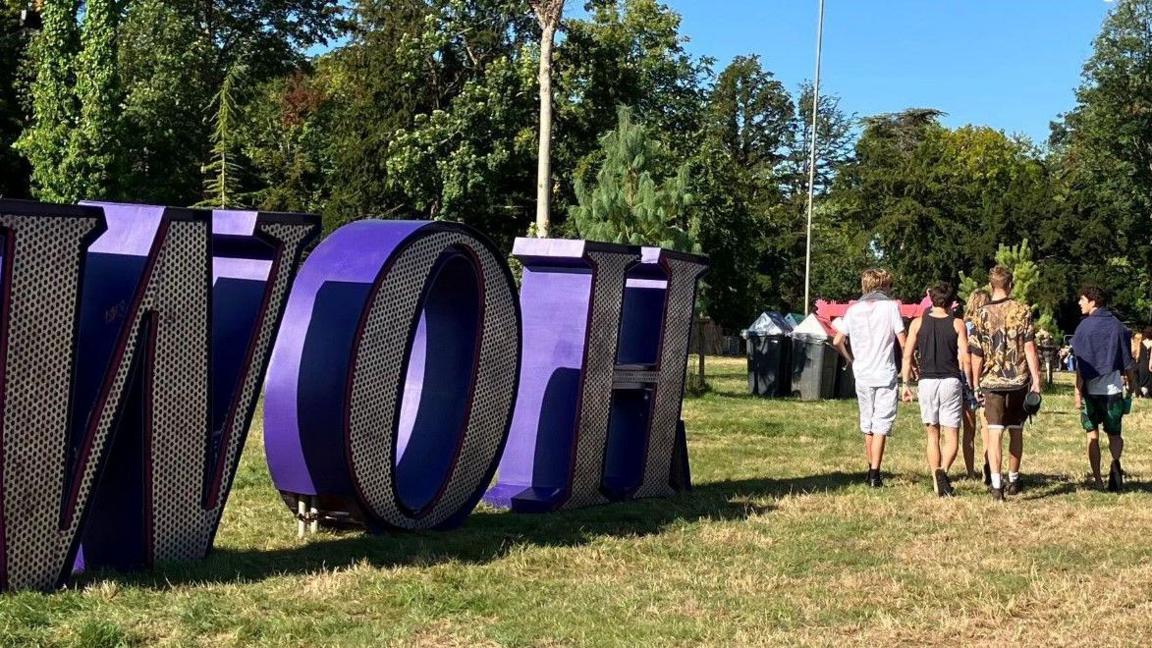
{"left": 861, "top": 268, "right": 893, "bottom": 294}
{"left": 965, "top": 289, "right": 990, "bottom": 323}
{"left": 989, "top": 265, "right": 1013, "bottom": 291}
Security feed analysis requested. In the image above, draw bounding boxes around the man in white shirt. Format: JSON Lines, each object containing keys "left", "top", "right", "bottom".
{"left": 833, "top": 269, "right": 908, "bottom": 488}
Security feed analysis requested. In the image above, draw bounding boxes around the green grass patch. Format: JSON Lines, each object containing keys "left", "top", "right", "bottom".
{"left": 6, "top": 357, "right": 1152, "bottom": 646}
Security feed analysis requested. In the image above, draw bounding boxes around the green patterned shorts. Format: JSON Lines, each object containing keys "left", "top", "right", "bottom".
{"left": 1081, "top": 394, "right": 1125, "bottom": 435}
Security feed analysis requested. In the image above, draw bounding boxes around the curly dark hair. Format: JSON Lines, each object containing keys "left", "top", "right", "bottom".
{"left": 928, "top": 282, "right": 955, "bottom": 309}
{"left": 1079, "top": 283, "right": 1109, "bottom": 308}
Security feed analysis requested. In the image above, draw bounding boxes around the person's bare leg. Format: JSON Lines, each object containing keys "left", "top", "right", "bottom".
{"left": 1008, "top": 427, "right": 1023, "bottom": 475}
{"left": 980, "top": 410, "right": 989, "bottom": 474}
{"left": 925, "top": 424, "right": 941, "bottom": 470}
{"left": 864, "top": 433, "right": 873, "bottom": 468}
{"left": 1087, "top": 429, "right": 1102, "bottom": 486}
{"left": 987, "top": 426, "right": 1004, "bottom": 484}
{"left": 1108, "top": 434, "right": 1124, "bottom": 462}
{"left": 962, "top": 409, "right": 976, "bottom": 477}
{"left": 941, "top": 426, "right": 959, "bottom": 471}
{"left": 871, "top": 435, "right": 887, "bottom": 471}
{"left": 980, "top": 411, "right": 989, "bottom": 455}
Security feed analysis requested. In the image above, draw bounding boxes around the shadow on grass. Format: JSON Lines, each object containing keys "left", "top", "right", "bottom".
{"left": 1014, "top": 472, "right": 1080, "bottom": 500}
{"left": 87, "top": 473, "right": 864, "bottom": 590}
{"left": 696, "top": 390, "right": 855, "bottom": 405}
{"left": 963, "top": 471, "right": 1151, "bottom": 500}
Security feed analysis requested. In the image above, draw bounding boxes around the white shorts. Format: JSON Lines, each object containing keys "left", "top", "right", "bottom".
{"left": 918, "top": 377, "right": 963, "bottom": 429}
{"left": 856, "top": 380, "right": 898, "bottom": 436}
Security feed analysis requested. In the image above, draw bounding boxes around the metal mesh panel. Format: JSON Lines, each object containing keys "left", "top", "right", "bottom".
{"left": 633, "top": 256, "right": 707, "bottom": 499}
{"left": 347, "top": 229, "right": 520, "bottom": 530}
{"left": 89, "top": 216, "right": 316, "bottom": 568}
{"left": 563, "top": 250, "right": 637, "bottom": 509}
{"left": 145, "top": 219, "right": 316, "bottom": 563}
{"left": 0, "top": 208, "right": 312, "bottom": 588}
{"left": 203, "top": 220, "right": 317, "bottom": 523}
{"left": 145, "top": 219, "right": 212, "bottom": 563}
{"left": 0, "top": 212, "right": 103, "bottom": 591}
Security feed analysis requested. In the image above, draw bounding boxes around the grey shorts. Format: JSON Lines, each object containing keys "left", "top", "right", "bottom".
{"left": 855, "top": 380, "right": 898, "bottom": 436}
{"left": 917, "top": 377, "right": 963, "bottom": 429}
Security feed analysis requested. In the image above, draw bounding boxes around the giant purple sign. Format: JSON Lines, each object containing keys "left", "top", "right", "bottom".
{"left": 0, "top": 200, "right": 706, "bottom": 591}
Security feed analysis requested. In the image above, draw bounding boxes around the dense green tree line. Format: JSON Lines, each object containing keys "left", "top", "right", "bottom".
{"left": 1, "top": 0, "right": 1151, "bottom": 333}
{"left": 0, "top": 3, "right": 28, "bottom": 198}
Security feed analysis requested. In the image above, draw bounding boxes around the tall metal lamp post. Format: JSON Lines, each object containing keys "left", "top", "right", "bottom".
{"left": 803, "top": 0, "right": 826, "bottom": 314}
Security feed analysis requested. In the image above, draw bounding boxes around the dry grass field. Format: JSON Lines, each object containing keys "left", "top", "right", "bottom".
{"left": 4, "top": 356, "right": 1152, "bottom": 647}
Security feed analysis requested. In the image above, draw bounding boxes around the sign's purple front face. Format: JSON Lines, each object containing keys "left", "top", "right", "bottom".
{"left": 0, "top": 200, "right": 706, "bottom": 592}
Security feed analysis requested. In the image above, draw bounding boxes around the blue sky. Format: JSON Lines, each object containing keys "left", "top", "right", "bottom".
{"left": 653, "top": 1, "right": 1113, "bottom": 144}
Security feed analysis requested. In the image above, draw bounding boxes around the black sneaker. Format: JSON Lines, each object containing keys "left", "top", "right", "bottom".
{"left": 1108, "top": 460, "right": 1123, "bottom": 492}
{"left": 1006, "top": 479, "right": 1022, "bottom": 496}
{"left": 941, "top": 471, "right": 955, "bottom": 496}
{"left": 868, "top": 470, "right": 883, "bottom": 488}
{"left": 933, "top": 469, "right": 950, "bottom": 497}
{"left": 983, "top": 461, "right": 991, "bottom": 486}
{"left": 990, "top": 487, "right": 1004, "bottom": 502}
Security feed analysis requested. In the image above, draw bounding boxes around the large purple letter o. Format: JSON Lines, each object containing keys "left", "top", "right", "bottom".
{"left": 264, "top": 220, "right": 521, "bottom": 531}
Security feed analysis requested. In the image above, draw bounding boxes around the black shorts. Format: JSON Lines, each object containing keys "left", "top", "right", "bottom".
{"left": 984, "top": 388, "right": 1027, "bottom": 429}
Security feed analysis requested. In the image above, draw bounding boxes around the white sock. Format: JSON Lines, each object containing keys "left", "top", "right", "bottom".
{"left": 991, "top": 473, "right": 1003, "bottom": 489}
{"left": 1008, "top": 471, "right": 1019, "bottom": 483}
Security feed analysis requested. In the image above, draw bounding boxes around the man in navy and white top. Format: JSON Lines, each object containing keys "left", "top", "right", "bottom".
{"left": 1071, "top": 284, "right": 1135, "bottom": 492}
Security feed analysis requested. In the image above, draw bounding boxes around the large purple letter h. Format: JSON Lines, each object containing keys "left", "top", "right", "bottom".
{"left": 485, "top": 239, "right": 707, "bottom": 512}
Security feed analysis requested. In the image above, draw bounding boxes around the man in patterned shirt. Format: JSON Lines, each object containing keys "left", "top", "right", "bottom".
{"left": 969, "top": 265, "right": 1042, "bottom": 501}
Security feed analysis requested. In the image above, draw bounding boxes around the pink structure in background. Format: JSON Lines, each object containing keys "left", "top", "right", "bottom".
{"left": 815, "top": 299, "right": 924, "bottom": 322}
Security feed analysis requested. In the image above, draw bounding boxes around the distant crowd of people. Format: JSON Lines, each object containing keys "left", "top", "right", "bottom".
{"left": 829, "top": 266, "right": 1137, "bottom": 500}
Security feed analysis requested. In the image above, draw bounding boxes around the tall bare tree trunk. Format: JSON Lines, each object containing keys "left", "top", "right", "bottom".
{"left": 532, "top": 0, "right": 564, "bottom": 238}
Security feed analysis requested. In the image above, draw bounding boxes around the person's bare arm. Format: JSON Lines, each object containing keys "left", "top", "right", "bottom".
{"left": 955, "top": 318, "right": 971, "bottom": 379}
{"left": 1125, "top": 346, "right": 1137, "bottom": 396}
{"left": 1024, "top": 340, "right": 1042, "bottom": 393}
{"left": 971, "top": 354, "right": 984, "bottom": 391}
{"left": 968, "top": 320, "right": 984, "bottom": 393}
{"left": 833, "top": 332, "right": 852, "bottom": 364}
{"left": 902, "top": 318, "right": 921, "bottom": 402}
{"left": 970, "top": 325, "right": 984, "bottom": 398}
{"left": 1074, "top": 371, "right": 1084, "bottom": 410}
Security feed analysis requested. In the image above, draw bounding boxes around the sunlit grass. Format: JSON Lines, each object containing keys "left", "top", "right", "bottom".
{"left": 5, "top": 357, "right": 1151, "bottom": 646}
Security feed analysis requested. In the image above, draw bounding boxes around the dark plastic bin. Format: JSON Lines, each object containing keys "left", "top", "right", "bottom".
{"left": 834, "top": 354, "right": 856, "bottom": 399}
{"left": 747, "top": 332, "right": 791, "bottom": 396}
{"left": 790, "top": 333, "right": 838, "bottom": 400}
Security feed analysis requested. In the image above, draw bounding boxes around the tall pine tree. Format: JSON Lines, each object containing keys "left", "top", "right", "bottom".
{"left": 571, "top": 106, "right": 698, "bottom": 252}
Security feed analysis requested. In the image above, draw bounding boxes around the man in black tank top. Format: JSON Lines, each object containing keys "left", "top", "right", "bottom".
{"left": 902, "top": 282, "right": 971, "bottom": 496}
